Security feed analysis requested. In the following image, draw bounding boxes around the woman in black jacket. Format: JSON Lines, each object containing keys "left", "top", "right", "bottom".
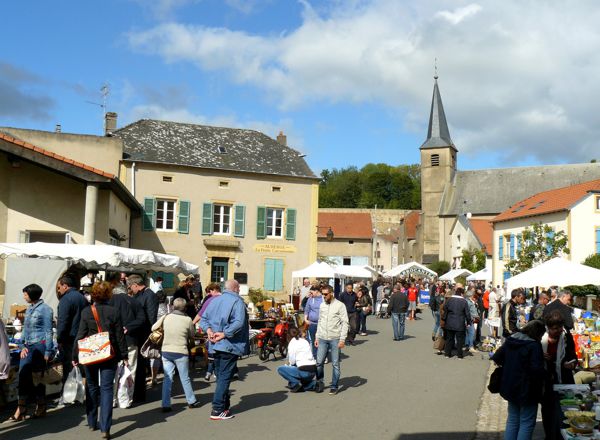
{"left": 74, "top": 282, "right": 128, "bottom": 439}
{"left": 491, "top": 320, "right": 545, "bottom": 440}
{"left": 440, "top": 286, "right": 472, "bottom": 359}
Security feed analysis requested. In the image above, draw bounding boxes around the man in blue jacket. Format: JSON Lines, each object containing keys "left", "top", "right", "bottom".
{"left": 56, "top": 274, "right": 88, "bottom": 384}
{"left": 201, "top": 279, "right": 249, "bottom": 420}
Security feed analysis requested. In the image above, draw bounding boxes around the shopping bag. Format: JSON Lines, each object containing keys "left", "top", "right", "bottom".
{"left": 116, "top": 364, "right": 134, "bottom": 408}
{"left": 433, "top": 335, "right": 445, "bottom": 351}
{"left": 62, "top": 367, "right": 85, "bottom": 404}
{"left": 77, "top": 305, "right": 114, "bottom": 365}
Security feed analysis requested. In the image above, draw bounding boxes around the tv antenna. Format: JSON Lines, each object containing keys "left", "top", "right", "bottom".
{"left": 85, "top": 84, "right": 110, "bottom": 133}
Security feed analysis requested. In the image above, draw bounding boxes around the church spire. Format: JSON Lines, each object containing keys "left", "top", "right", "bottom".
{"left": 420, "top": 76, "right": 457, "bottom": 151}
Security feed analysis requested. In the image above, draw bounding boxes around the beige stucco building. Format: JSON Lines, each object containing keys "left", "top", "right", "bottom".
{"left": 113, "top": 120, "right": 318, "bottom": 297}
{"left": 448, "top": 216, "right": 492, "bottom": 270}
{"left": 0, "top": 129, "right": 140, "bottom": 303}
{"left": 316, "top": 211, "right": 373, "bottom": 268}
{"left": 491, "top": 179, "right": 600, "bottom": 286}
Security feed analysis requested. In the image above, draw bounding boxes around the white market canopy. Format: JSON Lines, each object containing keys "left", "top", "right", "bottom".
{"left": 333, "top": 265, "right": 374, "bottom": 279}
{"left": 292, "top": 261, "right": 337, "bottom": 279}
{"left": 505, "top": 257, "right": 600, "bottom": 293}
{"left": 0, "top": 242, "right": 199, "bottom": 275}
{"left": 384, "top": 262, "right": 437, "bottom": 279}
{"left": 467, "top": 267, "right": 492, "bottom": 282}
{"left": 439, "top": 268, "right": 473, "bottom": 282}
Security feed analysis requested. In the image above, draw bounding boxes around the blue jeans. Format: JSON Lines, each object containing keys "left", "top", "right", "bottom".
{"left": 358, "top": 310, "right": 368, "bottom": 333}
{"left": 213, "top": 351, "right": 238, "bottom": 412}
{"left": 316, "top": 339, "right": 341, "bottom": 390}
{"left": 18, "top": 341, "right": 47, "bottom": 400}
{"left": 84, "top": 361, "right": 117, "bottom": 433}
{"left": 505, "top": 401, "right": 538, "bottom": 440}
{"left": 161, "top": 352, "right": 197, "bottom": 408}
{"left": 277, "top": 365, "right": 316, "bottom": 390}
{"left": 391, "top": 313, "right": 407, "bottom": 340}
{"left": 432, "top": 311, "right": 441, "bottom": 336}
{"left": 307, "top": 323, "right": 318, "bottom": 359}
{"left": 465, "top": 324, "right": 475, "bottom": 348}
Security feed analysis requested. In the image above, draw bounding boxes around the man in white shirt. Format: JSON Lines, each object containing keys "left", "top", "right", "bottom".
{"left": 299, "top": 278, "right": 311, "bottom": 310}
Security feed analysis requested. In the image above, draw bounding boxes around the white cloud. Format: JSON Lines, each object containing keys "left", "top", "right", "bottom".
{"left": 435, "top": 4, "right": 482, "bottom": 25}
{"left": 127, "top": 0, "right": 600, "bottom": 164}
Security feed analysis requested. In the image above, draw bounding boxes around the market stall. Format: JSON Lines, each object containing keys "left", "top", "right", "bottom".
{"left": 383, "top": 261, "right": 437, "bottom": 279}
{"left": 439, "top": 268, "right": 473, "bottom": 282}
{"left": 466, "top": 267, "right": 492, "bottom": 283}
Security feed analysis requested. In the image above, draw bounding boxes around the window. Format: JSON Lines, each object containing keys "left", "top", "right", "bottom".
{"left": 596, "top": 228, "right": 600, "bottom": 254}
{"left": 596, "top": 196, "right": 600, "bottom": 211}
{"left": 156, "top": 199, "right": 176, "bottom": 231}
{"left": 213, "top": 204, "right": 232, "bottom": 235}
{"left": 343, "top": 257, "right": 351, "bottom": 265}
{"left": 266, "top": 208, "right": 284, "bottom": 238}
{"left": 431, "top": 154, "right": 440, "bottom": 166}
{"left": 272, "top": 186, "right": 281, "bottom": 192}
{"left": 375, "top": 250, "right": 381, "bottom": 258}
{"left": 162, "top": 176, "right": 173, "bottom": 182}
{"left": 217, "top": 146, "right": 227, "bottom": 154}
{"left": 348, "top": 240, "right": 354, "bottom": 244}
{"left": 219, "top": 181, "right": 229, "bottom": 188}
{"left": 264, "top": 258, "right": 284, "bottom": 291}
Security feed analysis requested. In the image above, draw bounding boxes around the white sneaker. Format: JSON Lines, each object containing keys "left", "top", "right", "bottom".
{"left": 359, "top": 332, "right": 368, "bottom": 336}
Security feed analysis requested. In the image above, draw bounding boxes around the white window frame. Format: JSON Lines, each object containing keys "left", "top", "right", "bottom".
{"left": 266, "top": 208, "right": 284, "bottom": 238}
{"left": 156, "top": 199, "right": 176, "bottom": 231}
{"left": 213, "top": 204, "right": 232, "bottom": 235}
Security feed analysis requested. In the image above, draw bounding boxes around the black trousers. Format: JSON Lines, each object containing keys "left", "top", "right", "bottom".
{"left": 346, "top": 312, "right": 358, "bottom": 342}
{"left": 61, "top": 341, "right": 74, "bottom": 384}
{"left": 541, "top": 390, "right": 561, "bottom": 440}
{"left": 444, "top": 329, "right": 466, "bottom": 358}
{"left": 133, "top": 350, "right": 148, "bottom": 402}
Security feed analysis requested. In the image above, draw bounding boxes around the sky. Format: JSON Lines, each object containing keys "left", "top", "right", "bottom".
{"left": 2, "top": 0, "right": 600, "bottom": 175}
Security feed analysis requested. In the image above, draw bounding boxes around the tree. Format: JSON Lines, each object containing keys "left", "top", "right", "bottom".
{"left": 566, "top": 254, "right": 600, "bottom": 297}
{"left": 460, "top": 248, "right": 486, "bottom": 273}
{"left": 583, "top": 253, "right": 600, "bottom": 270}
{"left": 428, "top": 260, "right": 450, "bottom": 276}
{"left": 504, "top": 223, "right": 570, "bottom": 276}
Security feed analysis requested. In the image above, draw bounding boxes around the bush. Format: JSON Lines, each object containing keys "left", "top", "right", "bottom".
{"left": 565, "top": 284, "right": 600, "bottom": 298}
{"left": 248, "top": 287, "right": 268, "bottom": 306}
{"left": 428, "top": 260, "right": 451, "bottom": 276}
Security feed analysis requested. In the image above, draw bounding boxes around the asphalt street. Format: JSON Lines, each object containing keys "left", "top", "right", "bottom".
{"left": 1, "top": 309, "right": 493, "bottom": 440}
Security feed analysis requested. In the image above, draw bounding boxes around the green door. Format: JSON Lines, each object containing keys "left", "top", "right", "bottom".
{"left": 211, "top": 257, "right": 229, "bottom": 288}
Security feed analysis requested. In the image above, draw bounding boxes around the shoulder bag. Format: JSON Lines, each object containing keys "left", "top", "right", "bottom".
{"left": 487, "top": 366, "right": 503, "bottom": 393}
{"left": 148, "top": 314, "right": 167, "bottom": 346}
{"left": 78, "top": 305, "right": 115, "bottom": 365}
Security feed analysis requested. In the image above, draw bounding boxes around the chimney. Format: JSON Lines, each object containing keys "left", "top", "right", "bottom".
{"left": 276, "top": 131, "right": 287, "bottom": 146}
{"left": 55, "top": 124, "right": 61, "bottom": 133}
{"left": 104, "top": 112, "right": 118, "bottom": 136}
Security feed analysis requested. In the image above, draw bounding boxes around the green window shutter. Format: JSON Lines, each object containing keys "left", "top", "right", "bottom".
{"left": 256, "top": 206, "right": 266, "bottom": 239}
{"left": 142, "top": 197, "right": 156, "bottom": 231}
{"left": 178, "top": 200, "right": 190, "bottom": 234}
{"left": 202, "top": 203, "right": 213, "bottom": 235}
{"left": 264, "top": 258, "right": 275, "bottom": 290}
{"left": 234, "top": 205, "right": 246, "bottom": 237}
{"left": 274, "top": 259, "right": 284, "bottom": 291}
{"left": 285, "top": 208, "right": 296, "bottom": 241}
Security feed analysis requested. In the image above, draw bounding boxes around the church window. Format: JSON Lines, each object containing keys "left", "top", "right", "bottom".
{"left": 431, "top": 154, "right": 440, "bottom": 167}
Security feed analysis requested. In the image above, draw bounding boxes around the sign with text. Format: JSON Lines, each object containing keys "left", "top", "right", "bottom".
{"left": 253, "top": 244, "right": 297, "bottom": 253}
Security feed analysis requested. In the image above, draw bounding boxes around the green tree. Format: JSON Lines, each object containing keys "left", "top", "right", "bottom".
{"left": 428, "top": 260, "right": 450, "bottom": 276}
{"left": 460, "top": 248, "right": 486, "bottom": 273}
{"left": 567, "top": 254, "right": 600, "bottom": 297}
{"left": 583, "top": 253, "right": 600, "bottom": 270}
{"left": 504, "top": 223, "right": 570, "bottom": 276}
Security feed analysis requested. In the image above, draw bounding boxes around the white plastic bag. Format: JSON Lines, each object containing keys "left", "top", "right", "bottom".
{"left": 116, "top": 364, "right": 134, "bottom": 409}
{"left": 62, "top": 367, "right": 85, "bottom": 404}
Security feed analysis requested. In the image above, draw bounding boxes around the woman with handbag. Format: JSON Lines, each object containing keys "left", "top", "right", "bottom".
{"left": 74, "top": 282, "right": 128, "bottom": 439}
{"left": 8, "top": 284, "right": 54, "bottom": 421}
{"left": 491, "top": 320, "right": 545, "bottom": 440}
{"left": 356, "top": 287, "right": 372, "bottom": 336}
{"left": 154, "top": 297, "right": 200, "bottom": 412}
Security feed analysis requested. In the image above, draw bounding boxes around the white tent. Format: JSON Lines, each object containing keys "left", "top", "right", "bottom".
{"left": 333, "top": 265, "right": 374, "bottom": 279}
{"left": 384, "top": 262, "right": 437, "bottom": 278}
{"left": 439, "top": 268, "right": 473, "bottom": 282}
{"left": 291, "top": 261, "right": 337, "bottom": 279}
{"left": 0, "top": 242, "right": 199, "bottom": 275}
{"left": 505, "top": 257, "right": 600, "bottom": 293}
{"left": 467, "top": 267, "right": 492, "bottom": 282}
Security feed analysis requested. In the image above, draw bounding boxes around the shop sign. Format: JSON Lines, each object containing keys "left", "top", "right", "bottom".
{"left": 253, "top": 244, "right": 297, "bottom": 253}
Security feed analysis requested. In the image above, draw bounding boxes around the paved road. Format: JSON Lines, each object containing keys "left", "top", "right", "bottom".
{"left": 1, "top": 309, "right": 494, "bottom": 440}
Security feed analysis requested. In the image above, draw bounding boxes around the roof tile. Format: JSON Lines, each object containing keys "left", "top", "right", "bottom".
{"left": 469, "top": 219, "right": 493, "bottom": 254}
{"left": 318, "top": 212, "right": 372, "bottom": 239}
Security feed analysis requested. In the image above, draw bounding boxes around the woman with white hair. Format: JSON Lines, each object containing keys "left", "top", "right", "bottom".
{"left": 153, "top": 297, "right": 200, "bottom": 412}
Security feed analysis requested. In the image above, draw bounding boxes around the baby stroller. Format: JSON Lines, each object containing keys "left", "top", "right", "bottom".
{"left": 376, "top": 295, "right": 390, "bottom": 319}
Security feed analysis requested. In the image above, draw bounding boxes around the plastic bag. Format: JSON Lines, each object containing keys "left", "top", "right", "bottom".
{"left": 62, "top": 367, "right": 85, "bottom": 404}
{"left": 116, "top": 364, "right": 134, "bottom": 409}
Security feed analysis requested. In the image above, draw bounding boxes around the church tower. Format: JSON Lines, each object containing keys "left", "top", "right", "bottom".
{"left": 419, "top": 76, "right": 457, "bottom": 263}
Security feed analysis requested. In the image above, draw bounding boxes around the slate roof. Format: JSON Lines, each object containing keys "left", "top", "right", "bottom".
{"left": 491, "top": 178, "right": 600, "bottom": 223}
{"left": 439, "top": 163, "right": 600, "bottom": 217}
{"left": 420, "top": 78, "right": 457, "bottom": 151}
{"left": 113, "top": 119, "right": 317, "bottom": 179}
{"left": 318, "top": 212, "right": 373, "bottom": 239}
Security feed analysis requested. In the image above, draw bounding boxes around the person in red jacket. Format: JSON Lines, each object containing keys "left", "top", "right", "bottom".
{"left": 482, "top": 288, "right": 490, "bottom": 319}
{"left": 407, "top": 283, "right": 418, "bottom": 321}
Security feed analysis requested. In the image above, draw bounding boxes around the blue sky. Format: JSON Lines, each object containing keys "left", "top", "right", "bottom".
{"left": 3, "top": 1, "right": 600, "bottom": 175}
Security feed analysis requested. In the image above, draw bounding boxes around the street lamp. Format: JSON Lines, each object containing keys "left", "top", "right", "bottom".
{"left": 317, "top": 226, "right": 335, "bottom": 241}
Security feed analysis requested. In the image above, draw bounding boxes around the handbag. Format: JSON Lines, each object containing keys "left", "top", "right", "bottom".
{"left": 148, "top": 314, "right": 167, "bottom": 346}
{"left": 32, "top": 363, "right": 63, "bottom": 386}
{"left": 140, "top": 337, "right": 161, "bottom": 359}
{"left": 433, "top": 334, "right": 445, "bottom": 351}
{"left": 487, "top": 366, "right": 503, "bottom": 393}
{"left": 77, "top": 305, "right": 114, "bottom": 365}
